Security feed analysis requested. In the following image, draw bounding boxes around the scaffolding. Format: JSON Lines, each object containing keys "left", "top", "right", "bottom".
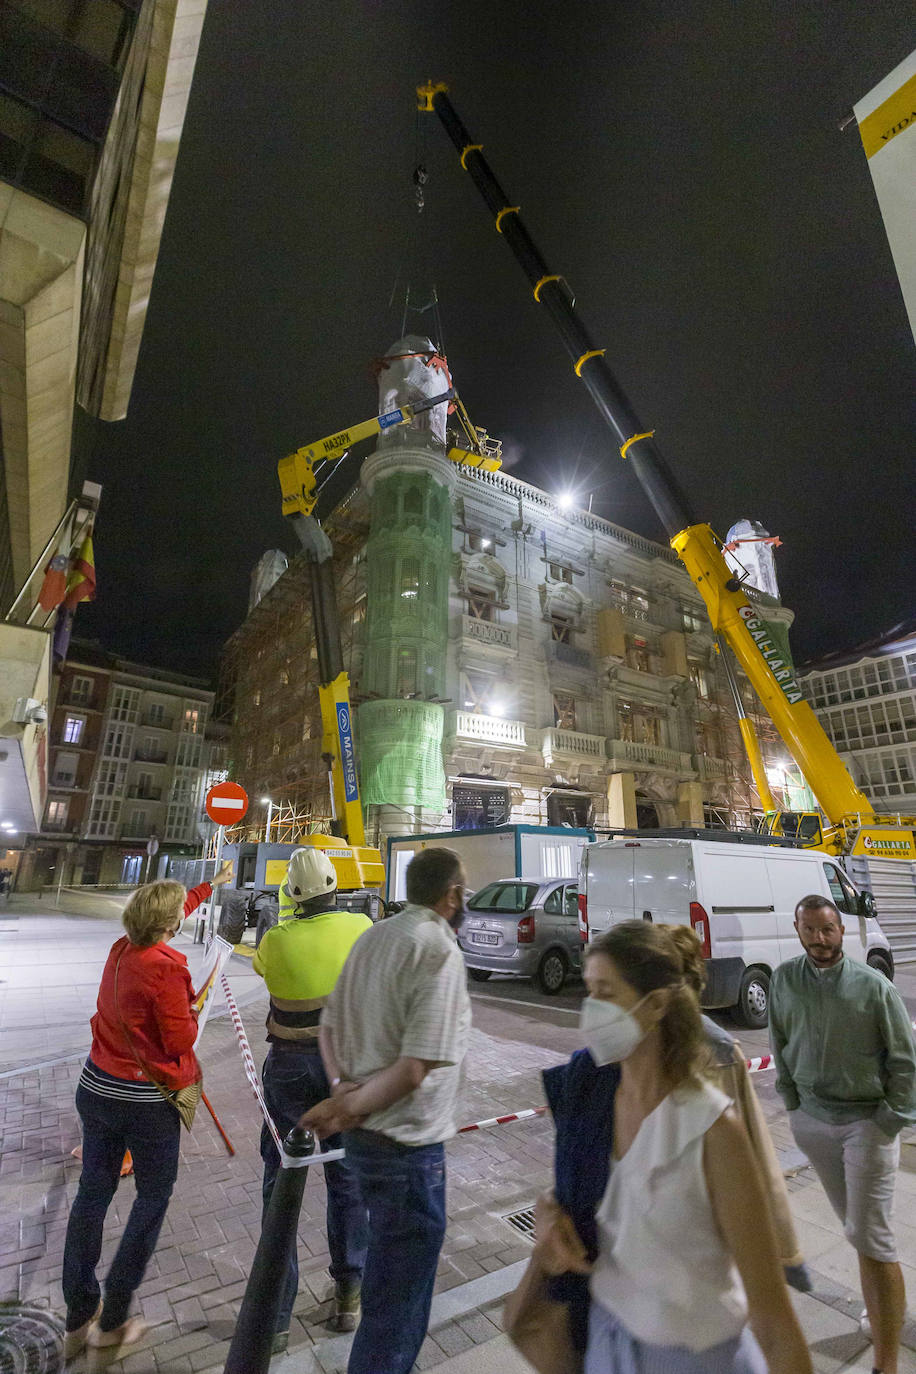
{"left": 215, "top": 487, "right": 368, "bottom": 842}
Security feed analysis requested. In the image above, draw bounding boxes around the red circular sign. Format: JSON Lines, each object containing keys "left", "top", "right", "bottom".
{"left": 206, "top": 781, "right": 249, "bottom": 826}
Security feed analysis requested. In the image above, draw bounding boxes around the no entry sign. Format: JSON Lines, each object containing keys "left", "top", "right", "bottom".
{"left": 206, "top": 781, "right": 249, "bottom": 826}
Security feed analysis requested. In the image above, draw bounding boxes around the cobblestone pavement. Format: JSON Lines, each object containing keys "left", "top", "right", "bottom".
{"left": 2, "top": 896, "right": 916, "bottom": 1373}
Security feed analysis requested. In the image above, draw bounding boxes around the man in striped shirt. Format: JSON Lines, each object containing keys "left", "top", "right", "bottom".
{"left": 302, "top": 847, "right": 471, "bottom": 1374}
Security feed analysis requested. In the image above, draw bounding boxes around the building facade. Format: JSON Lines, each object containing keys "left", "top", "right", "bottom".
{"left": 799, "top": 622, "right": 916, "bottom": 815}
{"left": 220, "top": 343, "right": 798, "bottom": 852}
{"left": 0, "top": 0, "right": 210, "bottom": 838}
{"left": 18, "top": 644, "right": 215, "bottom": 890}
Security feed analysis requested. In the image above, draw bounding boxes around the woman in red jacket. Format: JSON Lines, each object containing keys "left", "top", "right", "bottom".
{"left": 62, "top": 863, "right": 232, "bottom": 1359}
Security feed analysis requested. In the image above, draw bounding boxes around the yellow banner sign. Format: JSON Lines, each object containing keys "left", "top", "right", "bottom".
{"left": 850, "top": 828, "right": 916, "bottom": 860}
{"left": 857, "top": 70, "right": 916, "bottom": 160}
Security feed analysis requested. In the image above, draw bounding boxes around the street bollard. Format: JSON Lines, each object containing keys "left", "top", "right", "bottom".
{"left": 223, "top": 1124, "right": 316, "bottom": 1374}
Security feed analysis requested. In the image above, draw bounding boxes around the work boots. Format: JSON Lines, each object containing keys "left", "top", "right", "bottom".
{"left": 333, "top": 1280, "right": 361, "bottom": 1332}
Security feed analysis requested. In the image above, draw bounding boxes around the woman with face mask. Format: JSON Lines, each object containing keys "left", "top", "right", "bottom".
{"left": 535, "top": 921, "right": 812, "bottom": 1374}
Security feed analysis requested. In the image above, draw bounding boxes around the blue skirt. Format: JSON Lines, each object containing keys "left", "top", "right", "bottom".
{"left": 584, "top": 1301, "right": 767, "bottom": 1374}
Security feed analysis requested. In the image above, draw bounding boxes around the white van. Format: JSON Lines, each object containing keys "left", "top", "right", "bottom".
{"left": 579, "top": 834, "right": 893, "bottom": 1028}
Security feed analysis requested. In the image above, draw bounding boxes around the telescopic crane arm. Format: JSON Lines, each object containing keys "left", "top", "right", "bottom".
{"left": 418, "top": 81, "right": 878, "bottom": 843}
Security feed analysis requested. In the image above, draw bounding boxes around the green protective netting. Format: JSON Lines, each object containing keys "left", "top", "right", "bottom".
{"left": 358, "top": 699, "right": 446, "bottom": 809}
{"left": 363, "top": 471, "right": 451, "bottom": 699}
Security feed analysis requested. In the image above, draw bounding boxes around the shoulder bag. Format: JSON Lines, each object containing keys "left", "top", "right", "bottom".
{"left": 114, "top": 950, "right": 202, "bottom": 1130}
{"left": 504, "top": 1250, "right": 581, "bottom": 1374}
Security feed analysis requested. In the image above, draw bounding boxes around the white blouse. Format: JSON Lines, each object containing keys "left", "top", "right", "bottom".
{"left": 589, "top": 1080, "right": 748, "bottom": 1350}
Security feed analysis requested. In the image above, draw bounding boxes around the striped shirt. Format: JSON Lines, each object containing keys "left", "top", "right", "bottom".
{"left": 321, "top": 903, "right": 471, "bottom": 1145}
{"left": 79, "top": 1058, "right": 162, "bottom": 1103}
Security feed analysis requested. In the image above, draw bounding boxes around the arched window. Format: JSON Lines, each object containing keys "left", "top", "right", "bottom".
{"left": 400, "top": 556, "right": 420, "bottom": 600}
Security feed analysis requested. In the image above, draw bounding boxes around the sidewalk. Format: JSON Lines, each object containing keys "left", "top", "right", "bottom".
{"left": 2, "top": 894, "right": 916, "bottom": 1374}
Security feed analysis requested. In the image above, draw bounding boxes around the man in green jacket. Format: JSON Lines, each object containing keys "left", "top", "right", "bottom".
{"left": 770, "top": 894, "right": 916, "bottom": 1374}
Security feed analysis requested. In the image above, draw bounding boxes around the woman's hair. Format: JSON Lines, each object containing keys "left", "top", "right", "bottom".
{"left": 656, "top": 922, "right": 707, "bottom": 996}
{"left": 586, "top": 921, "right": 710, "bottom": 1087}
{"left": 122, "top": 879, "right": 187, "bottom": 948}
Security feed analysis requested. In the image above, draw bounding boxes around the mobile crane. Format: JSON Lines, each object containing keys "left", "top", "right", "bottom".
{"left": 417, "top": 81, "right": 915, "bottom": 863}
{"left": 274, "top": 380, "right": 502, "bottom": 897}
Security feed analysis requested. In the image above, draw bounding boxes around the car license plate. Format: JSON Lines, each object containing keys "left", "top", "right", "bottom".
{"left": 470, "top": 932, "right": 499, "bottom": 945}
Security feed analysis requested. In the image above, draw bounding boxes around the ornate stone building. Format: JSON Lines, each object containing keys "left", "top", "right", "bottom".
{"left": 219, "top": 340, "right": 796, "bottom": 852}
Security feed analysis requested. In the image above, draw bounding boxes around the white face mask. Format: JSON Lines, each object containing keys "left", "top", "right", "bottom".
{"left": 580, "top": 992, "right": 652, "bottom": 1065}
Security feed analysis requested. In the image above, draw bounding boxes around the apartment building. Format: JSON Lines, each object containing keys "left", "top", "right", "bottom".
{"left": 19, "top": 643, "right": 215, "bottom": 889}
{"left": 799, "top": 621, "right": 916, "bottom": 815}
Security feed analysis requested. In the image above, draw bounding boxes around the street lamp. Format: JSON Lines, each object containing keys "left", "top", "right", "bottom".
{"left": 261, "top": 796, "right": 274, "bottom": 843}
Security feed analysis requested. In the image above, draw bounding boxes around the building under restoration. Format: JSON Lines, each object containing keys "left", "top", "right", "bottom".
{"left": 217, "top": 339, "right": 799, "bottom": 851}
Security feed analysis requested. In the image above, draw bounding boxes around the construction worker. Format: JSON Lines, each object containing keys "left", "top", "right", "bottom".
{"left": 253, "top": 848, "right": 370, "bottom": 1351}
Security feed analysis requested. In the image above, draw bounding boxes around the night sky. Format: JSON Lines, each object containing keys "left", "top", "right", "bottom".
{"left": 76, "top": 3, "right": 915, "bottom": 680}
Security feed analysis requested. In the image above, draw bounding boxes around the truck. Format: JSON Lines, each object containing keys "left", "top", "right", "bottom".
{"left": 385, "top": 824, "right": 594, "bottom": 904}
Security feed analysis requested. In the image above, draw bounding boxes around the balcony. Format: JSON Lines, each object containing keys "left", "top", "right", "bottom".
{"left": 460, "top": 614, "right": 517, "bottom": 654}
{"left": 695, "top": 754, "right": 728, "bottom": 781}
{"left": 549, "top": 641, "right": 593, "bottom": 670}
{"left": 142, "top": 713, "right": 175, "bottom": 730}
{"left": 128, "top": 786, "right": 163, "bottom": 801}
{"left": 607, "top": 738, "right": 693, "bottom": 774}
{"left": 541, "top": 728, "right": 606, "bottom": 764}
{"left": 119, "top": 824, "right": 152, "bottom": 841}
{"left": 134, "top": 748, "right": 169, "bottom": 764}
{"left": 449, "top": 710, "right": 527, "bottom": 749}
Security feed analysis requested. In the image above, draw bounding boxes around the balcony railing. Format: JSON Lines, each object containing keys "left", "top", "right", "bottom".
{"left": 695, "top": 754, "right": 728, "bottom": 781}
{"left": 607, "top": 739, "right": 693, "bottom": 773}
{"left": 128, "top": 786, "right": 163, "bottom": 801}
{"left": 541, "top": 728, "right": 606, "bottom": 761}
{"left": 142, "top": 713, "right": 175, "bottom": 731}
{"left": 133, "top": 749, "right": 168, "bottom": 764}
{"left": 460, "top": 615, "right": 517, "bottom": 653}
{"left": 549, "top": 641, "right": 593, "bottom": 670}
{"left": 449, "top": 710, "right": 526, "bottom": 748}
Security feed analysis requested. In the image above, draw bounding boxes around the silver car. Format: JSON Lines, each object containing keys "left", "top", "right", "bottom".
{"left": 458, "top": 877, "right": 581, "bottom": 994}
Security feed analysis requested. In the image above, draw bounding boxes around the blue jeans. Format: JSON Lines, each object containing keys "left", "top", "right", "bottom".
{"left": 260, "top": 1046, "right": 367, "bottom": 1332}
{"left": 343, "top": 1130, "right": 447, "bottom": 1374}
{"left": 62, "top": 1077, "right": 180, "bottom": 1331}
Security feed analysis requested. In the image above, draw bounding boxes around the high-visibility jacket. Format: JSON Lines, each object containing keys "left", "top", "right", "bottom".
{"left": 252, "top": 907, "right": 371, "bottom": 1042}
{"left": 277, "top": 879, "right": 295, "bottom": 922}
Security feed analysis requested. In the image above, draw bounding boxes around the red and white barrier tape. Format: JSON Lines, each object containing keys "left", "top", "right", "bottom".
{"left": 458, "top": 1106, "right": 548, "bottom": 1134}
{"left": 220, "top": 972, "right": 283, "bottom": 1153}
{"left": 457, "top": 1056, "right": 777, "bottom": 1136}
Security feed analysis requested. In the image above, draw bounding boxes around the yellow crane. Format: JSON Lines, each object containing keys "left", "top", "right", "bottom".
{"left": 418, "top": 80, "right": 915, "bottom": 862}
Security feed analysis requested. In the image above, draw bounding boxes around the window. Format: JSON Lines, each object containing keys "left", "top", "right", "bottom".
{"left": 544, "top": 886, "right": 564, "bottom": 914}
{"left": 183, "top": 706, "right": 200, "bottom": 733}
{"left": 452, "top": 783, "right": 509, "bottom": 831}
{"left": 550, "top": 612, "right": 572, "bottom": 644}
{"left": 403, "top": 485, "right": 423, "bottom": 517}
{"left": 688, "top": 658, "right": 709, "bottom": 698}
{"left": 461, "top": 667, "right": 502, "bottom": 716}
{"left": 549, "top": 562, "right": 573, "bottom": 584}
{"left": 626, "top": 637, "right": 651, "bottom": 672}
{"left": 396, "top": 647, "right": 417, "bottom": 697}
{"left": 70, "top": 675, "right": 93, "bottom": 706}
{"left": 399, "top": 557, "right": 420, "bottom": 600}
{"left": 682, "top": 604, "right": 706, "bottom": 634}
{"left": 110, "top": 686, "right": 140, "bottom": 722}
{"left": 62, "top": 715, "right": 84, "bottom": 744}
{"left": 467, "top": 882, "right": 538, "bottom": 913}
{"left": 823, "top": 864, "right": 858, "bottom": 916}
{"left": 553, "top": 691, "right": 577, "bottom": 732}
{"left": 129, "top": 809, "right": 146, "bottom": 836}
{"left": 618, "top": 701, "right": 662, "bottom": 746}
{"left": 609, "top": 582, "right": 650, "bottom": 621}
{"left": 53, "top": 750, "right": 79, "bottom": 786}
{"left": 466, "top": 584, "right": 496, "bottom": 622}
{"left": 46, "top": 799, "right": 68, "bottom": 828}
{"left": 147, "top": 702, "right": 165, "bottom": 724}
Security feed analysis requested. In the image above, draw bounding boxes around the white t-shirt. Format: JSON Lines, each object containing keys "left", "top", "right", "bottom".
{"left": 321, "top": 904, "right": 470, "bottom": 1145}
{"left": 590, "top": 1080, "right": 748, "bottom": 1350}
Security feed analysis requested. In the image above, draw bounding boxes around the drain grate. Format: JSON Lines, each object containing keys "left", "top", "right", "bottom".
{"left": 502, "top": 1206, "right": 536, "bottom": 1241}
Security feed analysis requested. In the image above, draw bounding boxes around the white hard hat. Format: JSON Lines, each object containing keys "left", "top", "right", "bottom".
{"left": 286, "top": 847, "right": 337, "bottom": 904}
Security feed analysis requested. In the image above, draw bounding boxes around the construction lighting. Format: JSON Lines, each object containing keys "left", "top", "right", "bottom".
{"left": 557, "top": 490, "right": 576, "bottom": 511}
{"left": 480, "top": 538, "right": 492, "bottom": 549}
{"left": 260, "top": 796, "right": 272, "bottom": 804}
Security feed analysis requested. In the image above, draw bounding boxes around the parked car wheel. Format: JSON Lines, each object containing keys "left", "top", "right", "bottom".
{"left": 468, "top": 969, "right": 492, "bottom": 982}
{"left": 732, "top": 968, "right": 770, "bottom": 1030}
{"left": 536, "top": 948, "right": 568, "bottom": 995}
{"left": 867, "top": 951, "right": 894, "bottom": 981}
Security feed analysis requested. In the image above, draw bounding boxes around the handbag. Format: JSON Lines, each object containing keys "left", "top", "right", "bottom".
{"left": 114, "top": 952, "right": 203, "bottom": 1130}
{"left": 503, "top": 1252, "right": 581, "bottom": 1374}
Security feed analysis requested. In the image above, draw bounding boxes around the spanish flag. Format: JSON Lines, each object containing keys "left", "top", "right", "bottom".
{"left": 63, "top": 536, "right": 96, "bottom": 610}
